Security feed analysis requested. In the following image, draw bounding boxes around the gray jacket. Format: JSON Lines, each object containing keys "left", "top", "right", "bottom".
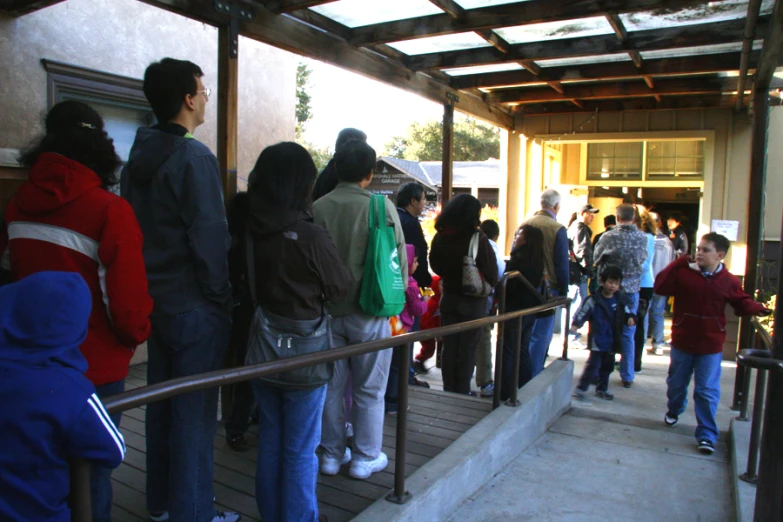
{"left": 121, "top": 125, "right": 232, "bottom": 316}
{"left": 594, "top": 224, "right": 649, "bottom": 294}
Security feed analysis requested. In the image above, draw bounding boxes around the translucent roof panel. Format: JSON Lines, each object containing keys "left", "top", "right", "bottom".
{"left": 442, "top": 63, "right": 525, "bottom": 77}
{"left": 537, "top": 53, "right": 633, "bottom": 68}
{"left": 387, "top": 32, "right": 492, "bottom": 55}
{"left": 310, "top": 0, "right": 443, "bottom": 29}
{"left": 639, "top": 40, "right": 762, "bottom": 61}
{"left": 621, "top": 0, "right": 775, "bottom": 32}
{"left": 456, "top": 0, "right": 532, "bottom": 8}
{"left": 496, "top": 16, "right": 615, "bottom": 45}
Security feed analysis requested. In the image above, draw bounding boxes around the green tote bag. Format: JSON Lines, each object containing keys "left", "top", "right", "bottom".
{"left": 359, "top": 194, "right": 406, "bottom": 317}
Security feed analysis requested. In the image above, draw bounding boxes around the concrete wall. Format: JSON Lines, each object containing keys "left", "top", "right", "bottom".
{"left": 0, "top": 0, "right": 296, "bottom": 189}
{"left": 764, "top": 106, "right": 783, "bottom": 241}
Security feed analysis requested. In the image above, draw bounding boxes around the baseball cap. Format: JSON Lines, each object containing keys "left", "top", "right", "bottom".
{"left": 580, "top": 204, "right": 600, "bottom": 214}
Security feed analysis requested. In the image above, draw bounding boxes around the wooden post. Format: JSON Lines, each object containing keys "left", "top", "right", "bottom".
{"left": 218, "top": 23, "right": 239, "bottom": 419}
{"left": 441, "top": 103, "right": 454, "bottom": 205}
{"left": 218, "top": 24, "right": 239, "bottom": 202}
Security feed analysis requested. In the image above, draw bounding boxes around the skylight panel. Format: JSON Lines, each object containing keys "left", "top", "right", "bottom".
{"left": 537, "top": 54, "right": 633, "bottom": 68}
{"left": 620, "top": 0, "right": 775, "bottom": 32}
{"left": 387, "top": 32, "right": 492, "bottom": 55}
{"left": 495, "top": 16, "right": 614, "bottom": 45}
{"left": 639, "top": 42, "right": 745, "bottom": 61}
{"left": 310, "top": 0, "right": 443, "bottom": 29}
{"left": 455, "top": 0, "right": 531, "bottom": 8}
{"left": 442, "top": 63, "right": 525, "bottom": 76}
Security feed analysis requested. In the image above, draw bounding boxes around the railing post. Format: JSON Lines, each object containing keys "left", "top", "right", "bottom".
{"left": 386, "top": 343, "right": 412, "bottom": 505}
{"left": 69, "top": 458, "right": 92, "bottom": 522}
{"left": 741, "top": 367, "right": 767, "bottom": 484}
{"left": 738, "top": 365, "right": 753, "bottom": 421}
{"left": 561, "top": 301, "right": 571, "bottom": 360}
{"left": 506, "top": 315, "right": 523, "bottom": 407}
{"left": 493, "top": 274, "right": 510, "bottom": 410}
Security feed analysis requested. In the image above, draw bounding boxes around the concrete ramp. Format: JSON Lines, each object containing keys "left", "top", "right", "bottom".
{"left": 354, "top": 358, "right": 574, "bottom": 522}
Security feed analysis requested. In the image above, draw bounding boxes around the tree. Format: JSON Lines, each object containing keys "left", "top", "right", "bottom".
{"left": 296, "top": 62, "right": 312, "bottom": 138}
{"left": 383, "top": 115, "right": 500, "bottom": 161}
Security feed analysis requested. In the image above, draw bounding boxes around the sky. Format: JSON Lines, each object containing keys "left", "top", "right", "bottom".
{"left": 298, "top": 57, "right": 444, "bottom": 154}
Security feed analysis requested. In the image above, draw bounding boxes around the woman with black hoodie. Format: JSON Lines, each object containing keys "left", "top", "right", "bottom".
{"left": 500, "top": 224, "right": 545, "bottom": 400}
{"left": 245, "top": 142, "right": 352, "bottom": 522}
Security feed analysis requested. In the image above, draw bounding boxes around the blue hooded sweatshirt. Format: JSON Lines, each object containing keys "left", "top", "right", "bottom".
{"left": 0, "top": 272, "right": 126, "bottom": 521}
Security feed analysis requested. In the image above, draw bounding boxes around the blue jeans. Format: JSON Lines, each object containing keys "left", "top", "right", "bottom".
{"left": 146, "top": 305, "right": 231, "bottom": 522}
{"left": 666, "top": 347, "right": 722, "bottom": 444}
{"left": 648, "top": 294, "right": 667, "bottom": 345}
{"left": 529, "top": 290, "right": 558, "bottom": 378}
{"left": 91, "top": 379, "right": 124, "bottom": 522}
{"left": 252, "top": 382, "right": 327, "bottom": 522}
{"left": 577, "top": 351, "right": 614, "bottom": 392}
{"left": 500, "top": 315, "right": 535, "bottom": 400}
{"left": 619, "top": 292, "right": 639, "bottom": 383}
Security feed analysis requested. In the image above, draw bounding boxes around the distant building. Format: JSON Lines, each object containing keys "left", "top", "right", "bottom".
{"left": 371, "top": 156, "right": 501, "bottom": 206}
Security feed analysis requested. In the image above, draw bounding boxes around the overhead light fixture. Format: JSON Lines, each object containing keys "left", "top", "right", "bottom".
{"left": 622, "top": 187, "right": 628, "bottom": 194}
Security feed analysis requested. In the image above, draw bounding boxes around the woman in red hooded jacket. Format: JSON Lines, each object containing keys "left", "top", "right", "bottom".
{"left": 0, "top": 100, "right": 152, "bottom": 522}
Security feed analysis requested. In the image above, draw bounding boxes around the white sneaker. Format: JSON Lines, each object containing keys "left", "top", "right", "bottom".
{"left": 211, "top": 512, "right": 241, "bottom": 522}
{"left": 320, "top": 447, "right": 351, "bottom": 475}
{"left": 349, "top": 452, "right": 388, "bottom": 479}
{"left": 345, "top": 421, "right": 354, "bottom": 439}
{"left": 653, "top": 344, "right": 664, "bottom": 356}
{"left": 149, "top": 513, "right": 169, "bottom": 522}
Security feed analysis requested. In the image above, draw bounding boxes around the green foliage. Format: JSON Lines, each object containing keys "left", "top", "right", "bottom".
{"left": 296, "top": 62, "right": 312, "bottom": 138}
{"left": 383, "top": 115, "right": 500, "bottom": 162}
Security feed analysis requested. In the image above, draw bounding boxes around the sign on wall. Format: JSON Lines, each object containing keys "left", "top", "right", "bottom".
{"left": 711, "top": 219, "right": 740, "bottom": 241}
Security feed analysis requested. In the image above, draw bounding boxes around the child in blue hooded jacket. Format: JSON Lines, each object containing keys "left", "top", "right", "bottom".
{"left": 0, "top": 271, "right": 126, "bottom": 521}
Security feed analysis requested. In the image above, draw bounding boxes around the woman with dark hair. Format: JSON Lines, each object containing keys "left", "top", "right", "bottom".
{"left": 633, "top": 205, "right": 657, "bottom": 373}
{"left": 245, "top": 142, "right": 352, "bottom": 522}
{"left": 429, "top": 194, "right": 499, "bottom": 394}
{"left": 501, "top": 224, "right": 545, "bottom": 399}
{"left": 0, "top": 99, "right": 153, "bottom": 522}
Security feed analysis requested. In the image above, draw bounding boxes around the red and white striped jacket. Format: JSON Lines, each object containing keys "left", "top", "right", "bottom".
{"left": 0, "top": 153, "right": 153, "bottom": 386}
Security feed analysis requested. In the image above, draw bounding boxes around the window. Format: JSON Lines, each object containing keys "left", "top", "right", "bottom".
{"left": 647, "top": 140, "right": 704, "bottom": 179}
{"left": 42, "top": 60, "right": 155, "bottom": 164}
{"left": 586, "top": 142, "right": 643, "bottom": 180}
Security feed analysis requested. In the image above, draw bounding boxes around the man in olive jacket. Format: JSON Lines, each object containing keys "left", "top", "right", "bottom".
{"left": 313, "top": 140, "right": 407, "bottom": 481}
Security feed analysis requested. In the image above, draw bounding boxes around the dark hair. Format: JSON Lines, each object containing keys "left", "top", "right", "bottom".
{"left": 517, "top": 224, "right": 544, "bottom": 277}
{"left": 599, "top": 265, "right": 624, "bottom": 283}
{"left": 335, "top": 128, "right": 367, "bottom": 151}
{"left": 143, "top": 58, "right": 203, "bottom": 123}
{"left": 397, "top": 182, "right": 425, "bottom": 208}
{"left": 604, "top": 215, "right": 616, "bottom": 228}
{"left": 335, "top": 140, "right": 376, "bottom": 183}
{"left": 668, "top": 212, "right": 684, "bottom": 225}
{"left": 227, "top": 191, "right": 249, "bottom": 237}
{"left": 567, "top": 211, "right": 578, "bottom": 228}
{"left": 19, "top": 100, "right": 120, "bottom": 187}
{"left": 701, "top": 232, "right": 731, "bottom": 254}
{"left": 435, "top": 194, "right": 482, "bottom": 233}
{"left": 480, "top": 219, "right": 500, "bottom": 241}
{"left": 247, "top": 142, "right": 317, "bottom": 213}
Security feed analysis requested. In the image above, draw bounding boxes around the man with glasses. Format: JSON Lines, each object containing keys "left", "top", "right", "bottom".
{"left": 121, "top": 58, "right": 239, "bottom": 522}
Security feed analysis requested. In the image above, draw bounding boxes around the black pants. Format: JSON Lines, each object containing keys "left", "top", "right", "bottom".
{"left": 440, "top": 293, "right": 486, "bottom": 394}
{"left": 500, "top": 315, "right": 536, "bottom": 401}
{"left": 577, "top": 351, "right": 615, "bottom": 392}
{"left": 634, "top": 287, "right": 654, "bottom": 372}
{"left": 225, "top": 301, "right": 256, "bottom": 437}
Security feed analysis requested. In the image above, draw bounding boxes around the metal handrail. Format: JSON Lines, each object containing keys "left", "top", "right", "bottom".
{"left": 70, "top": 292, "right": 571, "bottom": 521}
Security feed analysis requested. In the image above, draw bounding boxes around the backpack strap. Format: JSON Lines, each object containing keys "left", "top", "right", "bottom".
{"left": 245, "top": 229, "right": 258, "bottom": 306}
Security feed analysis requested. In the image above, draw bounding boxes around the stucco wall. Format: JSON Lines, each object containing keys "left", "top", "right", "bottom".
{"left": 0, "top": 0, "right": 296, "bottom": 185}
{"left": 764, "top": 106, "right": 783, "bottom": 241}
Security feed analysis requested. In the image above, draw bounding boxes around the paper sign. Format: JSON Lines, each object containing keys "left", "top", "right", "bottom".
{"left": 711, "top": 220, "right": 740, "bottom": 241}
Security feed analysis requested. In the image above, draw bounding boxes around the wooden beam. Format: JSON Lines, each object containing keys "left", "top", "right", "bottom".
{"left": 428, "top": 0, "right": 464, "bottom": 19}
{"left": 409, "top": 18, "right": 765, "bottom": 70}
{"left": 451, "top": 51, "right": 762, "bottom": 90}
{"left": 217, "top": 25, "right": 238, "bottom": 202}
{"left": 442, "top": 103, "right": 454, "bottom": 205}
{"left": 428, "top": 0, "right": 511, "bottom": 54}
{"left": 643, "top": 75, "right": 655, "bottom": 89}
{"left": 629, "top": 50, "right": 643, "bottom": 68}
{"left": 570, "top": 99, "right": 585, "bottom": 109}
{"left": 488, "top": 77, "right": 733, "bottom": 104}
{"left": 654, "top": 94, "right": 662, "bottom": 102}
{"left": 0, "top": 0, "right": 64, "bottom": 15}
{"left": 261, "top": 0, "right": 333, "bottom": 14}
{"left": 286, "top": 7, "right": 353, "bottom": 40}
{"left": 754, "top": 0, "right": 783, "bottom": 90}
{"left": 605, "top": 12, "right": 628, "bottom": 42}
{"left": 477, "top": 30, "right": 511, "bottom": 53}
{"left": 548, "top": 81, "right": 565, "bottom": 94}
{"left": 349, "top": 0, "right": 708, "bottom": 46}
{"left": 519, "top": 60, "right": 542, "bottom": 77}
{"left": 517, "top": 94, "right": 746, "bottom": 115}
{"left": 137, "top": 0, "right": 513, "bottom": 129}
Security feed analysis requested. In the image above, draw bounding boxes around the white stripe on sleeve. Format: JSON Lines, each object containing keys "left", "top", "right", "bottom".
{"left": 87, "top": 394, "right": 126, "bottom": 458}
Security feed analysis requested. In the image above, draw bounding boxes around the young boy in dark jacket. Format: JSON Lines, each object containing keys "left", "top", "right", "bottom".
{"left": 0, "top": 272, "right": 125, "bottom": 522}
{"left": 571, "top": 266, "right": 636, "bottom": 400}
{"left": 655, "top": 233, "right": 770, "bottom": 455}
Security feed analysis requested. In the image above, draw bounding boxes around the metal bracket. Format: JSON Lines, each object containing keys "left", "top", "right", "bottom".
{"left": 214, "top": 1, "right": 253, "bottom": 58}
{"left": 445, "top": 91, "right": 460, "bottom": 105}
{"left": 385, "top": 491, "right": 412, "bottom": 504}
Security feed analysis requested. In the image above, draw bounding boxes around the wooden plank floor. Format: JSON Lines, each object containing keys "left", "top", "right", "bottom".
{"left": 112, "top": 363, "right": 492, "bottom": 521}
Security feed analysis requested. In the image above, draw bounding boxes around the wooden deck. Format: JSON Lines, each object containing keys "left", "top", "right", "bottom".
{"left": 111, "top": 363, "right": 492, "bottom": 521}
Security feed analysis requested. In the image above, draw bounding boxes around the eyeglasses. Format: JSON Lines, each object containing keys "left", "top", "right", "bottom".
{"left": 196, "top": 88, "right": 211, "bottom": 99}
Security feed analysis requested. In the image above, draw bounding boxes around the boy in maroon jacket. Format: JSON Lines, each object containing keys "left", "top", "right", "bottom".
{"left": 654, "top": 233, "right": 770, "bottom": 455}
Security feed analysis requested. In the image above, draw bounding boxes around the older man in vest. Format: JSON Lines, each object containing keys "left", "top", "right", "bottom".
{"left": 518, "top": 189, "right": 570, "bottom": 377}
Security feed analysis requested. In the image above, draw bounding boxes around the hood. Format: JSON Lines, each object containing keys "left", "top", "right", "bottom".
{"left": 406, "top": 244, "right": 416, "bottom": 273}
{"left": 0, "top": 271, "right": 91, "bottom": 372}
{"left": 15, "top": 153, "right": 102, "bottom": 215}
{"left": 247, "top": 186, "right": 313, "bottom": 236}
{"left": 431, "top": 275, "right": 442, "bottom": 297}
{"left": 124, "top": 126, "right": 190, "bottom": 187}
